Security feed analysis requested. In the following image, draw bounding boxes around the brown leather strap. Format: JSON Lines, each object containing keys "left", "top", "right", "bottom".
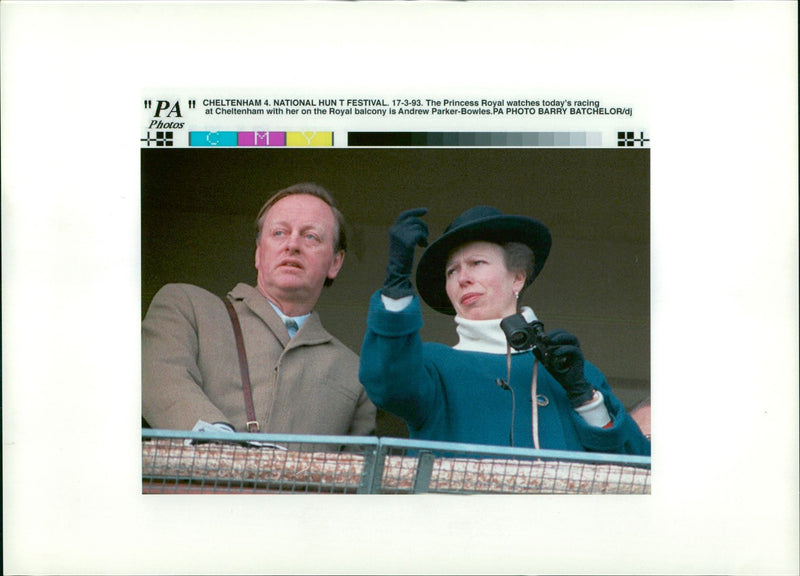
{"left": 222, "top": 297, "right": 259, "bottom": 433}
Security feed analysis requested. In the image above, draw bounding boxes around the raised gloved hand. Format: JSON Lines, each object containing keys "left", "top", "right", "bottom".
{"left": 543, "top": 330, "right": 595, "bottom": 408}
{"left": 381, "top": 207, "right": 429, "bottom": 299}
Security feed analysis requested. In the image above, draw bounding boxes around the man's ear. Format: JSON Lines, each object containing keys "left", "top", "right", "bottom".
{"left": 327, "top": 250, "right": 345, "bottom": 280}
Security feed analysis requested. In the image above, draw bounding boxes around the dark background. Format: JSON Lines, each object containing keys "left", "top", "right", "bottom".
{"left": 142, "top": 147, "right": 650, "bottom": 436}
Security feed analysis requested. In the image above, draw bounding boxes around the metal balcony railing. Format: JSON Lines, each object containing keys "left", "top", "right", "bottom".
{"left": 142, "top": 429, "right": 651, "bottom": 495}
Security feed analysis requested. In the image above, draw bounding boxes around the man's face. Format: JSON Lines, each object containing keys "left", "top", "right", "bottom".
{"left": 255, "top": 194, "right": 344, "bottom": 312}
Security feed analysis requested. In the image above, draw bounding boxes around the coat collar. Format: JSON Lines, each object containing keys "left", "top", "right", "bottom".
{"left": 228, "top": 283, "right": 333, "bottom": 347}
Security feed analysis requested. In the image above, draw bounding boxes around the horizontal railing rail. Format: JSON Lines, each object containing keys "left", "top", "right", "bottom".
{"left": 142, "top": 429, "right": 650, "bottom": 495}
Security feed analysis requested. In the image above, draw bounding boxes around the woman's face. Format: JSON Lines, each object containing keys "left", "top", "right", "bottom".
{"left": 445, "top": 241, "right": 526, "bottom": 321}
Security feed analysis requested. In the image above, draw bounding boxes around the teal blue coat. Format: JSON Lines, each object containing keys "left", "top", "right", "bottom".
{"left": 359, "top": 291, "right": 650, "bottom": 455}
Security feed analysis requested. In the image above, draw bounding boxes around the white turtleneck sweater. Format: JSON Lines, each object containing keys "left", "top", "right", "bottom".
{"left": 452, "top": 314, "right": 521, "bottom": 354}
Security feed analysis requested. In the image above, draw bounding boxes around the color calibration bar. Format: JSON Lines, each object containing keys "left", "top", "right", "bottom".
{"left": 189, "top": 131, "right": 334, "bottom": 147}
{"left": 347, "top": 132, "right": 603, "bottom": 147}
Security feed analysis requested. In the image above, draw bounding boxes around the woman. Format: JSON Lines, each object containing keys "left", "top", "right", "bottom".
{"left": 359, "top": 206, "right": 650, "bottom": 455}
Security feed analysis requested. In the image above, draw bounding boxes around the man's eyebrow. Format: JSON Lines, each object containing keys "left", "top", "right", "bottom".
{"left": 268, "top": 220, "right": 328, "bottom": 234}
{"left": 299, "top": 223, "right": 327, "bottom": 233}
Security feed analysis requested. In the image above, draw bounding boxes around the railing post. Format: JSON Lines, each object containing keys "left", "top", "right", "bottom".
{"left": 412, "top": 451, "right": 435, "bottom": 494}
{"left": 358, "top": 443, "right": 386, "bottom": 494}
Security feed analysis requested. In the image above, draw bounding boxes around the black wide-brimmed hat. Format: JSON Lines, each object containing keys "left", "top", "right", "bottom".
{"left": 415, "top": 206, "right": 551, "bottom": 315}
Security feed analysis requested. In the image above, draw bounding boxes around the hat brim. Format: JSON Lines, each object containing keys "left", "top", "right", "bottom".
{"left": 415, "top": 215, "right": 551, "bottom": 315}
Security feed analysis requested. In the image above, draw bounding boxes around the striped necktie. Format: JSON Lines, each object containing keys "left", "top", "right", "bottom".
{"left": 284, "top": 318, "right": 299, "bottom": 338}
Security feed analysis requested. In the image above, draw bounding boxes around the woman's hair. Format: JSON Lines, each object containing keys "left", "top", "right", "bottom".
{"left": 254, "top": 182, "right": 347, "bottom": 253}
{"left": 501, "top": 241, "right": 535, "bottom": 295}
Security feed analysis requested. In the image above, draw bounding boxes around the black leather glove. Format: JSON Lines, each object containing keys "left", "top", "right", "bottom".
{"left": 543, "top": 329, "right": 595, "bottom": 408}
{"left": 381, "top": 208, "right": 429, "bottom": 299}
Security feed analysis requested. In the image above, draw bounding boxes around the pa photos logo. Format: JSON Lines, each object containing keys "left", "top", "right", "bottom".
{"left": 141, "top": 99, "right": 196, "bottom": 146}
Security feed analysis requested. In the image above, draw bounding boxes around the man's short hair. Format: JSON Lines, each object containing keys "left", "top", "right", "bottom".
{"left": 255, "top": 182, "right": 347, "bottom": 252}
{"left": 254, "top": 182, "right": 347, "bottom": 287}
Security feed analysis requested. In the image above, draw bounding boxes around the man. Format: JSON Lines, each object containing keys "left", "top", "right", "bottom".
{"left": 630, "top": 397, "right": 651, "bottom": 440}
{"left": 142, "top": 182, "right": 376, "bottom": 437}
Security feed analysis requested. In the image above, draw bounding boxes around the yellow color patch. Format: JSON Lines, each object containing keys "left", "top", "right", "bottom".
{"left": 286, "top": 132, "right": 333, "bottom": 146}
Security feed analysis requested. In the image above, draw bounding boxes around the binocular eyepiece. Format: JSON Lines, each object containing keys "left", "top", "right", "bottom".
{"left": 500, "top": 309, "right": 569, "bottom": 373}
{"left": 500, "top": 313, "right": 549, "bottom": 352}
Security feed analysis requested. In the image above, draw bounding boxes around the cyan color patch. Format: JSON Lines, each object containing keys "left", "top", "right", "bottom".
{"left": 189, "top": 131, "right": 239, "bottom": 147}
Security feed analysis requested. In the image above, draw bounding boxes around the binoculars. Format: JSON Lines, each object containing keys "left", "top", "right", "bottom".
{"left": 500, "top": 310, "right": 569, "bottom": 374}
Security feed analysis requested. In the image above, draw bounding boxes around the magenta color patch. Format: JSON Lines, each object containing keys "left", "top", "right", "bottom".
{"left": 236, "top": 131, "right": 286, "bottom": 146}
{"left": 237, "top": 132, "right": 256, "bottom": 146}
{"left": 263, "top": 131, "right": 285, "bottom": 146}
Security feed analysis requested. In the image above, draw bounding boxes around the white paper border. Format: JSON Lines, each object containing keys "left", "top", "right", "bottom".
{"left": 2, "top": 2, "right": 797, "bottom": 574}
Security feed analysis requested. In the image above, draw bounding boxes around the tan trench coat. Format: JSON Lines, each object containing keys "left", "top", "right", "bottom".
{"left": 142, "top": 283, "right": 376, "bottom": 436}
